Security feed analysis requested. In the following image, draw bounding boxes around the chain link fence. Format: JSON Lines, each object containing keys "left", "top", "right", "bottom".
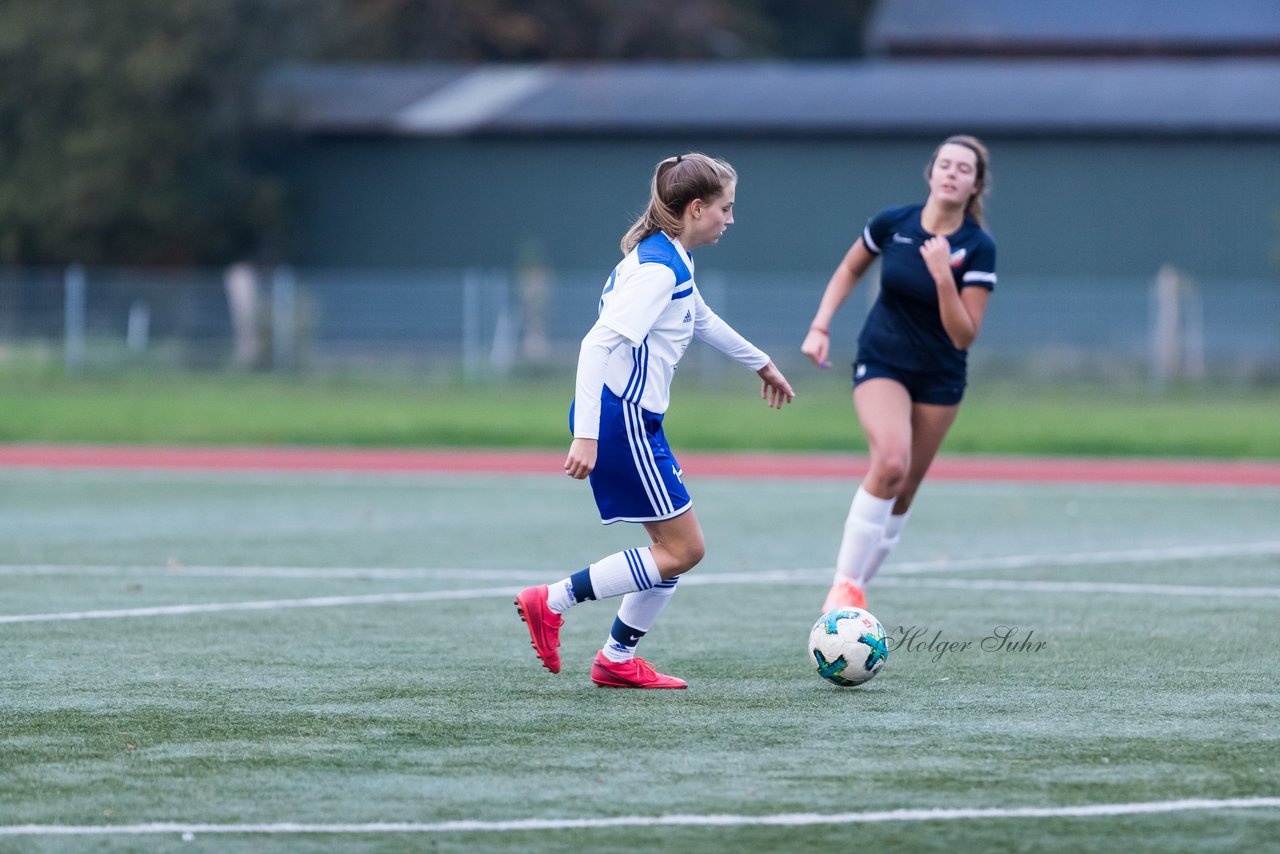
{"left": 1, "top": 264, "right": 1276, "bottom": 385}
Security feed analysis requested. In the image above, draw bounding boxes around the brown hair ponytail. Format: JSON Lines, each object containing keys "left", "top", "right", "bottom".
{"left": 621, "top": 153, "right": 737, "bottom": 254}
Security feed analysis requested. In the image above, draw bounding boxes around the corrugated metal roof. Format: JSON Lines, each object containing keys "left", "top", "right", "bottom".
{"left": 257, "top": 59, "right": 1280, "bottom": 137}
{"left": 867, "top": 0, "right": 1280, "bottom": 55}
{"left": 257, "top": 64, "right": 466, "bottom": 130}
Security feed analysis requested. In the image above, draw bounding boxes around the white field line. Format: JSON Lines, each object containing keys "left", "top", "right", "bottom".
{"left": 0, "top": 564, "right": 534, "bottom": 580}
{"left": 682, "top": 572, "right": 1280, "bottom": 599}
{"left": 873, "top": 578, "right": 1280, "bottom": 598}
{"left": 884, "top": 540, "right": 1280, "bottom": 575}
{"left": 2, "top": 540, "right": 1279, "bottom": 582}
{"left": 1, "top": 796, "right": 1277, "bottom": 837}
{"left": 2, "top": 541, "right": 1278, "bottom": 624}
{"left": 0, "top": 588, "right": 520, "bottom": 624}
{"left": 4, "top": 573, "right": 1280, "bottom": 625}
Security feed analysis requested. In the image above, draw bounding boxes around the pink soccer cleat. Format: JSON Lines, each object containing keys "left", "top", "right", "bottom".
{"left": 590, "top": 651, "right": 687, "bottom": 689}
{"left": 515, "top": 585, "right": 563, "bottom": 674}
{"left": 822, "top": 578, "right": 867, "bottom": 613}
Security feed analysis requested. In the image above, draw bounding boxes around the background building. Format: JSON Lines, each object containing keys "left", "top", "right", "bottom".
{"left": 8, "top": 0, "right": 1280, "bottom": 380}
{"left": 251, "top": 1, "right": 1280, "bottom": 380}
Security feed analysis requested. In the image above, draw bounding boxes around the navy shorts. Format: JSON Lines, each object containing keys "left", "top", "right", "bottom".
{"left": 853, "top": 359, "right": 966, "bottom": 406}
{"left": 569, "top": 387, "right": 692, "bottom": 525}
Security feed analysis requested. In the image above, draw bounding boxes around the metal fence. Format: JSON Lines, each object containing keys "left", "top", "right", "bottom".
{"left": 1, "top": 264, "right": 1276, "bottom": 384}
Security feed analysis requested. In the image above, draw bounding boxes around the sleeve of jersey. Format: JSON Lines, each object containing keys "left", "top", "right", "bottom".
{"left": 692, "top": 291, "right": 770, "bottom": 371}
{"left": 861, "top": 209, "right": 893, "bottom": 256}
{"left": 598, "top": 262, "right": 676, "bottom": 346}
{"left": 571, "top": 322, "right": 631, "bottom": 439}
{"left": 961, "top": 235, "right": 997, "bottom": 290}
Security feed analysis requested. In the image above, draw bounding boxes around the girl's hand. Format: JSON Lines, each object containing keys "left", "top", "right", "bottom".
{"left": 801, "top": 328, "right": 831, "bottom": 368}
{"left": 564, "top": 437, "right": 597, "bottom": 479}
{"left": 920, "top": 235, "right": 954, "bottom": 284}
{"left": 757, "top": 362, "right": 796, "bottom": 410}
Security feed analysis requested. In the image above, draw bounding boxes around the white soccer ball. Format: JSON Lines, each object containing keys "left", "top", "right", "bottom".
{"left": 808, "top": 607, "right": 888, "bottom": 687}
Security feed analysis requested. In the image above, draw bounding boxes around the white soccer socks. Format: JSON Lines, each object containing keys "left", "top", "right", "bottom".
{"left": 542, "top": 547, "right": 678, "bottom": 663}
{"left": 545, "top": 546, "right": 663, "bottom": 614}
{"left": 860, "top": 510, "right": 910, "bottom": 587}
{"left": 834, "top": 486, "right": 895, "bottom": 584}
{"left": 602, "top": 578, "right": 679, "bottom": 663}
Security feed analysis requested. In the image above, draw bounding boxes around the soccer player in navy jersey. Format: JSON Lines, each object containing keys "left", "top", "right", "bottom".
{"left": 801, "top": 135, "right": 997, "bottom": 613}
{"left": 516, "top": 153, "right": 795, "bottom": 689}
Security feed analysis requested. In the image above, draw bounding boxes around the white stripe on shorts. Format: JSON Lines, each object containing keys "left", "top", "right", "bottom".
{"left": 622, "top": 400, "right": 672, "bottom": 516}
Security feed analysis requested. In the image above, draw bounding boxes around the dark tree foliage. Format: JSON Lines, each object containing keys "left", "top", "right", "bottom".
{"left": 0, "top": 0, "right": 316, "bottom": 264}
{"left": 312, "top": 0, "right": 873, "bottom": 62}
{"left": 0, "top": 0, "right": 874, "bottom": 265}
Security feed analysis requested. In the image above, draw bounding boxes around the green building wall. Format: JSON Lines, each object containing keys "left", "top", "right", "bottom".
{"left": 284, "top": 135, "right": 1280, "bottom": 284}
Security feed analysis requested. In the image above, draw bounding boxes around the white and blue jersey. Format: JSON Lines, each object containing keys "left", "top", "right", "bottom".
{"left": 571, "top": 231, "right": 770, "bottom": 524}
{"left": 859, "top": 204, "right": 997, "bottom": 378}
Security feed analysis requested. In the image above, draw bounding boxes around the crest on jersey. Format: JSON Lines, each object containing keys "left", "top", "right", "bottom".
{"left": 949, "top": 248, "right": 967, "bottom": 267}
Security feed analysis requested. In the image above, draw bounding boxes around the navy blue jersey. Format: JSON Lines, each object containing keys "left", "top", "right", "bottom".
{"left": 857, "top": 204, "right": 996, "bottom": 376}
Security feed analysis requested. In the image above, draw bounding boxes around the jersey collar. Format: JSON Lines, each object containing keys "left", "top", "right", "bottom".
{"left": 664, "top": 232, "right": 695, "bottom": 274}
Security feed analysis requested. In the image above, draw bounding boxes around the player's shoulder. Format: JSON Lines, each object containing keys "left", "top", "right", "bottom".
{"left": 862, "top": 204, "right": 920, "bottom": 252}
{"left": 960, "top": 215, "right": 997, "bottom": 250}
{"left": 636, "top": 232, "right": 678, "bottom": 264}
{"left": 870, "top": 204, "right": 922, "bottom": 228}
{"left": 635, "top": 232, "right": 691, "bottom": 283}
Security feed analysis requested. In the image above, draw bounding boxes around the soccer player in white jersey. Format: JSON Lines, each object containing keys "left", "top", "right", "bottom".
{"left": 801, "top": 135, "right": 997, "bottom": 614}
{"left": 516, "top": 153, "right": 795, "bottom": 689}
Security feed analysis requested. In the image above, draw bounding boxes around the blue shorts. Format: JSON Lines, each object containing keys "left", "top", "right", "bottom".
{"left": 853, "top": 359, "right": 966, "bottom": 406}
{"left": 569, "top": 387, "right": 692, "bottom": 525}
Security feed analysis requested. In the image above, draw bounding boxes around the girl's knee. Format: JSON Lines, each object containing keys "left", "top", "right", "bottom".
{"left": 871, "top": 453, "right": 910, "bottom": 493}
{"left": 660, "top": 537, "right": 705, "bottom": 576}
{"left": 682, "top": 539, "right": 706, "bottom": 571}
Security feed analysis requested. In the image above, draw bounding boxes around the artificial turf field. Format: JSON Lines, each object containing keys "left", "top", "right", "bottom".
{"left": 2, "top": 462, "right": 1278, "bottom": 852}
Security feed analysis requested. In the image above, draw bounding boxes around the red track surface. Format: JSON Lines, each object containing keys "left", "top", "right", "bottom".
{"left": 2, "top": 444, "right": 1279, "bottom": 485}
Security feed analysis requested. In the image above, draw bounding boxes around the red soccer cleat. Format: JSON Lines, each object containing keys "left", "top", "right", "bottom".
{"left": 515, "top": 585, "right": 563, "bottom": 674}
{"left": 822, "top": 578, "right": 867, "bottom": 613}
{"left": 590, "top": 651, "right": 687, "bottom": 689}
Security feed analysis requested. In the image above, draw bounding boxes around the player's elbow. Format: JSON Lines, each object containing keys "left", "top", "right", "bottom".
{"left": 946, "top": 320, "right": 980, "bottom": 351}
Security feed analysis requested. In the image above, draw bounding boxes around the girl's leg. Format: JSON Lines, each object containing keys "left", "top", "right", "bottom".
{"left": 824, "top": 380, "right": 912, "bottom": 610}
{"left": 859, "top": 402, "right": 959, "bottom": 587}
{"left": 896, "top": 402, "right": 960, "bottom": 511}
{"left": 643, "top": 509, "right": 706, "bottom": 580}
{"left": 590, "top": 510, "right": 702, "bottom": 688}
{"left": 856, "top": 379, "right": 916, "bottom": 499}
{"left": 516, "top": 510, "right": 703, "bottom": 683}
{"left": 598, "top": 510, "right": 704, "bottom": 663}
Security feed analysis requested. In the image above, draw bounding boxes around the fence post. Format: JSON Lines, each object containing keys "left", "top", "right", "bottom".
{"left": 126, "top": 301, "right": 150, "bottom": 352}
{"left": 64, "top": 264, "right": 86, "bottom": 373}
{"left": 489, "top": 269, "right": 517, "bottom": 377}
{"left": 225, "top": 262, "right": 262, "bottom": 368}
{"left": 1151, "top": 264, "right": 1205, "bottom": 386}
{"left": 1151, "top": 264, "right": 1180, "bottom": 388}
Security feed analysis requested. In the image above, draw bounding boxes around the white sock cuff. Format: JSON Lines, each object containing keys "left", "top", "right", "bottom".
{"left": 859, "top": 510, "right": 912, "bottom": 587}
{"left": 883, "top": 509, "right": 911, "bottom": 540}
{"left": 617, "top": 581, "right": 677, "bottom": 633}
{"left": 850, "top": 486, "right": 895, "bottom": 527}
{"left": 589, "top": 547, "right": 662, "bottom": 599}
